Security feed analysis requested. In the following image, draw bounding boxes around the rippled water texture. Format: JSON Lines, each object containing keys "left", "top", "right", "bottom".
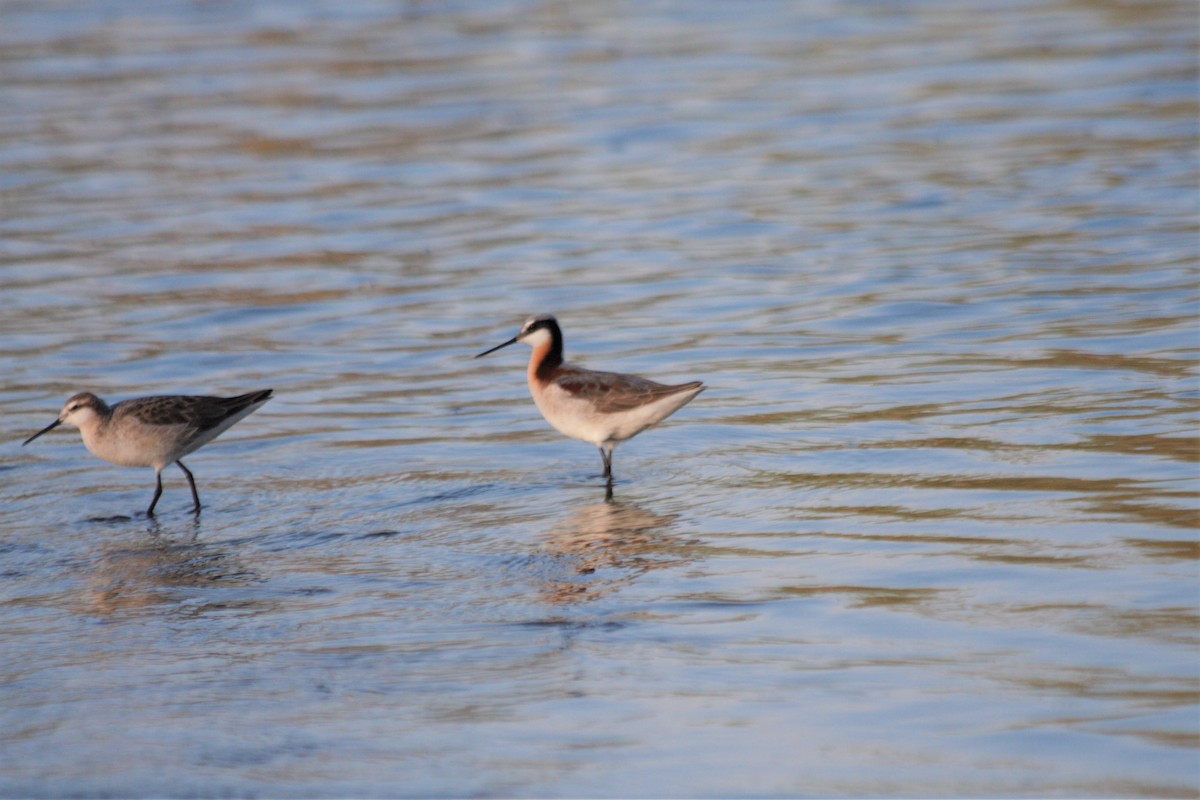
{"left": 1, "top": 1, "right": 1197, "bottom": 797}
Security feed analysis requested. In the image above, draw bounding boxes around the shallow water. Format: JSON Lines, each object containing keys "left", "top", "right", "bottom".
{"left": 1, "top": 1, "right": 1197, "bottom": 797}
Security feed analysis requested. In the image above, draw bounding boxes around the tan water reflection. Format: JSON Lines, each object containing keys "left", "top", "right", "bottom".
{"left": 536, "top": 500, "right": 687, "bottom": 604}
{"left": 79, "top": 525, "right": 260, "bottom": 617}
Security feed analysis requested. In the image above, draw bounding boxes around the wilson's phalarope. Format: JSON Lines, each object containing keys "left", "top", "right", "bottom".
{"left": 23, "top": 389, "right": 272, "bottom": 516}
{"left": 476, "top": 314, "right": 703, "bottom": 490}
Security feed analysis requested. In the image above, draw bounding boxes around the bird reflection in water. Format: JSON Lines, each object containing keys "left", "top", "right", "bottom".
{"left": 536, "top": 499, "right": 689, "bottom": 605}
{"left": 79, "top": 517, "right": 259, "bottom": 617}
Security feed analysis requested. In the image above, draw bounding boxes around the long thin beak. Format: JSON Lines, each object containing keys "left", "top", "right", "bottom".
{"left": 23, "top": 418, "right": 62, "bottom": 446}
{"left": 475, "top": 336, "right": 519, "bottom": 359}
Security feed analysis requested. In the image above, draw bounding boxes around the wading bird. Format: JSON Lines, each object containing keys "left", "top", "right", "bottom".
{"left": 24, "top": 389, "right": 272, "bottom": 515}
{"left": 476, "top": 314, "right": 702, "bottom": 494}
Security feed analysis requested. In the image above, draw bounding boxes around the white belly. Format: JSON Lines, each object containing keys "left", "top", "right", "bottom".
{"left": 530, "top": 382, "right": 698, "bottom": 447}
{"left": 82, "top": 419, "right": 188, "bottom": 468}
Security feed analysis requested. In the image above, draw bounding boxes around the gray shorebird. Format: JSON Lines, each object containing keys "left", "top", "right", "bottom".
{"left": 23, "top": 389, "right": 272, "bottom": 515}
{"left": 476, "top": 314, "right": 703, "bottom": 491}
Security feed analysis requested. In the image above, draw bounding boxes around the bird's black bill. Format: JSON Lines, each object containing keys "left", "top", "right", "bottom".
{"left": 475, "top": 336, "right": 519, "bottom": 358}
{"left": 23, "top": 418, "right": 62, "bottom": 446}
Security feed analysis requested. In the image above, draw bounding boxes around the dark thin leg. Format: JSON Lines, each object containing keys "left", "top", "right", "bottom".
{"left": 147, "top": 472, "right": 163, "bottom": 516}
{"left": 177, "top": 460, "right": 201, "bottom": 513}
{"left": 598, "top": 446, "right": 612, "bottom": 479}
{"left": 599, "top": 445, "right": 615, "bottom": 500}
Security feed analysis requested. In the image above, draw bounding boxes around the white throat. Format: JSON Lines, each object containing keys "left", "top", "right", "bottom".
{"left": 521, "top": 327, "right": 552, "bottom": 349}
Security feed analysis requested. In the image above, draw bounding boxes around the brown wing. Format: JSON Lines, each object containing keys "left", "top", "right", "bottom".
{"left": 120, "top": 396, "right": 210, "bottom": 429}
{"left": 554, "top": 369, "right": 703, "bottom": 414}
{"left": 119, "top": 390, "right": 272, "bottom": 432}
